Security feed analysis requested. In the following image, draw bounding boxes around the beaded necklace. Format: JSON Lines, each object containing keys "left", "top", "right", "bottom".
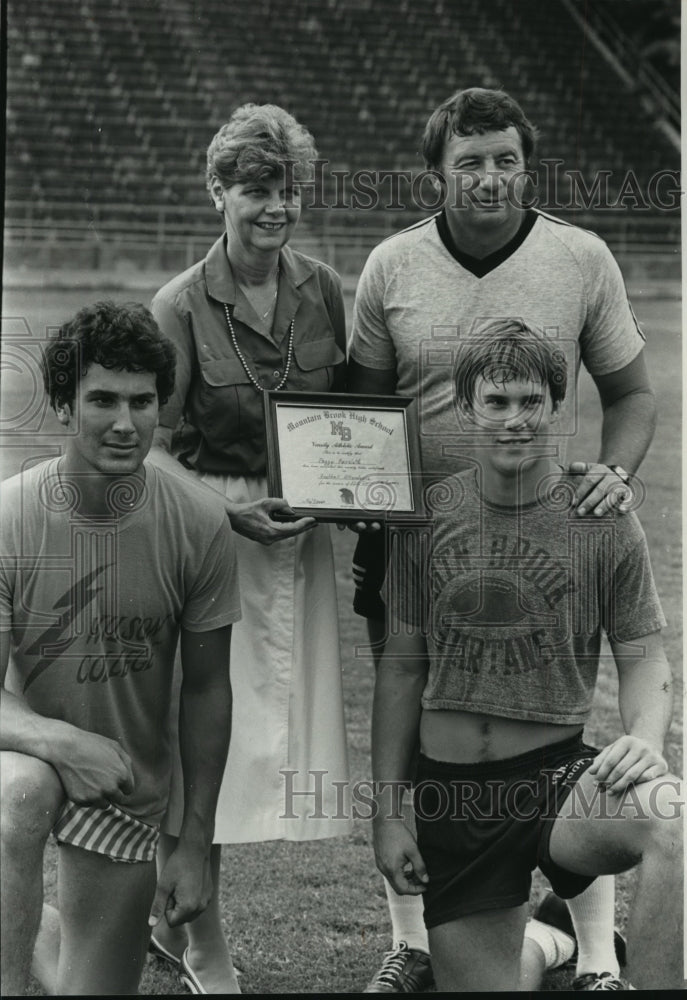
{"left": 223, "top": 302, "right": 295, "bottom": 393}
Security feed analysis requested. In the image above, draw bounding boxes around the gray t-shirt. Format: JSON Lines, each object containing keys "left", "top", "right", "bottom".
{"left": 387, "top": 468, "right": 665, "bottom": 725}
{"left": 0, "top": 459, "right": 242, "bottom": 824}
{"left": 349, "top": 210, "right": 646, "bottom": 478}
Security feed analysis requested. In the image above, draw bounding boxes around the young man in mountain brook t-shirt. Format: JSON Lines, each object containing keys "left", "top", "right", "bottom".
{"left": 371, "top": 320, "right": 681, "bottom": 992}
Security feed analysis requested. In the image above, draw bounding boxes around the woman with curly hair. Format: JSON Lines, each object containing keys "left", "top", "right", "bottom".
{"left": 148, "top": 104, "right": 350, "bottom": 993}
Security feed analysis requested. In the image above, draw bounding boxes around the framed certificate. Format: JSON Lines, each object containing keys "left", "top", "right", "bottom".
{"left": 264, "top": 391, "right": 426, "bottom": 522}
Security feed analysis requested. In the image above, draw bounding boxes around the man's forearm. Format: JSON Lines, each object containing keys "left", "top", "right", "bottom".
{"left": 371, "top": 654, "right": 430, "bottom": 898}
{"left": 618, "top": 663, "right": 673, "bottom": 749}
{"left": 598, "top": 388, "right": 656, "bottom": 473}
{"left": 1, "top": 687, "right": 133, "bottom": 804}
{"left": 0, "top": 688, "right": 78, "bottom": 766}
{"left": 177, "top": 676, "right": 232, "bottom": 849}
{"left": 372, "top": 637, "right": 427, "bottom": 818}
{"left": 616, "top": 645, "right": 673, "bottom": 750}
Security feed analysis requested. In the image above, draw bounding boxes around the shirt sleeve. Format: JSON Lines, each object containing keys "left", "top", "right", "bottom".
{"left": 578, "top": 238, "right": 646, "bottom": 377}
{"left": 348, "top": 247, "right": 398, "bottom": 370}
{"left": 181, "top": 519, "right": 242, "bottom": 632}
{"left": 603, "top": 514, "right": 666, "bottom": 642}
{"left": 151, "top": 286, "right": 196, "bottom": 431}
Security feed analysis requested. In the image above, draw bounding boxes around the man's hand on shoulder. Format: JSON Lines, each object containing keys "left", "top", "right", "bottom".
{"left": 52, "top": 728, "right": 134, "bottom": 806}
{"left": 373, "top": 818, "right": 429, "bottom": 896}
{"left": 587, "top": 734, "right": 668, "bottom": 795}
{"left": 148, "top": 840, "right": 212, "bottom": 929}
{"left": 567, "top": 462, "right": 635, "bottom": 517}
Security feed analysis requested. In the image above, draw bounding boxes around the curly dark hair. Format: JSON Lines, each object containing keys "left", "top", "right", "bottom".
{"left": 454, "top": 319, "right": 568, "bottom": 410}
{"left": 42, "top": 300, "right": 177, "bottom": 409}
{"left": 421, "top": 87, "right": 539, "bottom": 171}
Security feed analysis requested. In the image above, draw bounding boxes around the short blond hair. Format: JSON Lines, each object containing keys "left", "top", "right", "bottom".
{"left": 206, "top": 103, "right": 317, "bottom": 195}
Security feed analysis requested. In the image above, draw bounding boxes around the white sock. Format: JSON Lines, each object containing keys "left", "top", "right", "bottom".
{"left": 567, "top": 877, "right": 620, "bottom": 977}
{"left": 383, "top": 876, "right": 429, "bottom": 953}
{"left": 524, "top": 917, "right": 576, "bottom": 969}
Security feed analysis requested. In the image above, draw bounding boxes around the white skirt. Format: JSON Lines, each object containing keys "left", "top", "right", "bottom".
{"left": 163, "top": 473, "right": 352, "bottom": 843}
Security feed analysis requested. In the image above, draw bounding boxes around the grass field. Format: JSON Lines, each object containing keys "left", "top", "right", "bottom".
{"left": 1, "top": 283, "right": 682, "bottom": 993}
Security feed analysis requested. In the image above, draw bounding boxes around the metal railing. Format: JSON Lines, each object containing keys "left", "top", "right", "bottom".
{"left": 4, "top": 201, "right": 680, "bottom": 278}
{"left": 563, "top": 0, "right": 680, "bottom": 139}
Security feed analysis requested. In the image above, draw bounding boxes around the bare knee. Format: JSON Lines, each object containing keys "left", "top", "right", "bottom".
{"left": 628, "top": 776, "right": 684, "bottom": 863}
{"left": 0, "top": 752, "right": 64, "bottom": 854}
{"left": 645, "top": 777, "right": 683, "bottom": 857}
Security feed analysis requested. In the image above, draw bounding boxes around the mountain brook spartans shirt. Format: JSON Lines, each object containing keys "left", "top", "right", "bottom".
{"left": 386, "top": 469, "right": 665, "bottom": 725}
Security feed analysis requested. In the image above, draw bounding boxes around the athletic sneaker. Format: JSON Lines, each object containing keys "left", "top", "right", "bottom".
{"left": 364, "top": 941, "right": 435, "bottom": 993}
{"left": 533, "top": 892, "right": 627, "bottom": 967}
{"left": 572, "top": 971, "right": 627, "bottom": 990}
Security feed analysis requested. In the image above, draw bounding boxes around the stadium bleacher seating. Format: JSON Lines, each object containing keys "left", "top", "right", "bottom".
{"left": 6, "top": 0, "right": 680, "bottom": 272}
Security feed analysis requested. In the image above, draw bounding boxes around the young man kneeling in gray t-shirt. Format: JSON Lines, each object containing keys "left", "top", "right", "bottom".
{"left": 372, "top": 319, "right": 681, "bottom": 992}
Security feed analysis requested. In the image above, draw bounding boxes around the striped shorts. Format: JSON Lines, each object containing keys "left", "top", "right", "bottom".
{"left": 52, "top": 800, "right": 159, "bottom": 864}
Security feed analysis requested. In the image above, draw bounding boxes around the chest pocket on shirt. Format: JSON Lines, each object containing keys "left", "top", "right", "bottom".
{"left": 290, "top": 338, "right": 345, "bottom": 391}
{"left": 194, "top": 356, "right": 252, "bottom": 439}
{"left": 199, "top": 357, "right": 251, "bottom": 387}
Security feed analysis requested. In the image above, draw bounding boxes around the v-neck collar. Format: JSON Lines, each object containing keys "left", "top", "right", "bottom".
{"left": 436, "top": 209, "right": 538, "bottom": 278}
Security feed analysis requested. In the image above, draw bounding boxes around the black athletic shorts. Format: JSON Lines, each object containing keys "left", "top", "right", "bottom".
{"left": 352, "top": 530, "right": 388, "bottom": 620}
{"left": 414, "top": 731, "right": 599, "bottom": 929}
